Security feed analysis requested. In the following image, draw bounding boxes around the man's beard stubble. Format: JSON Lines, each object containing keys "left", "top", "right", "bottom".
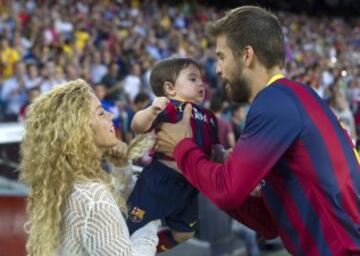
{"left": 224, "top": 74, "right": 252, "bottom": 104}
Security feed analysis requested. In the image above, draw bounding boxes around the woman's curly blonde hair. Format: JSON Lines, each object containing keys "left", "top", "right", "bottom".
{"left": 19, "top": 79, "right": 126, "bottom": 256}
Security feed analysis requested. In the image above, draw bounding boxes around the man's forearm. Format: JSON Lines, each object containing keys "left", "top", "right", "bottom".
{"left": 226, "top": 196, "right": 278, "bottom": 239}
{"left": 173, "top": 139, "right": 256, "bottom": 209}
{"left": 173, "top": 139, "right": 278, "bottom": 238}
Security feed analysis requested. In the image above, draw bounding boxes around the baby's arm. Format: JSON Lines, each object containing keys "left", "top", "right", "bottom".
{"left": 131, "top": 97, "right": 169, "bottom": 133}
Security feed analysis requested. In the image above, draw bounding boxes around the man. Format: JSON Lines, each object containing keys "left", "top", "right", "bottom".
{"left": 156, "top": 6, "right": 360, "bottom": 256}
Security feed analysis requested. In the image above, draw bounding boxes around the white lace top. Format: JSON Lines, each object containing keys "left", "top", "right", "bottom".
{"left": 57, "top": 182, "right": 159, "bottom": 256}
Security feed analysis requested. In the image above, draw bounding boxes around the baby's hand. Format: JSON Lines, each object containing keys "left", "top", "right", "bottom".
{"left": 151, "top": 97, "right": 169, "bottom": 115}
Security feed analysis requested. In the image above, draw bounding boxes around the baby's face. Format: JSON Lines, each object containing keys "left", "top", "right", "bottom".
{"left": 173, "top": 64, "right": 205, "bottom": 104}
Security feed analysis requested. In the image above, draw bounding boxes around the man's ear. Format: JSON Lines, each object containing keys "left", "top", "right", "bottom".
{"left": 163, "top": 81, "right": 176, "bottom": 97}
{"left": 242, "top": 45, "right": 255, "bottom": 68}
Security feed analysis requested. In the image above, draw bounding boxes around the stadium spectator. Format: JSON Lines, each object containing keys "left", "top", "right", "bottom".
{"left": 18, "top": 86, "right": 40, "bottom": 121}
{"left": 230, "top": 103, "right": 248, "bottom": 140}
{"left": 93, "top": 82, "right": 122, "bottom": 138}
{"left": 1, "top": 62, "right": 27, "bottom": 121}
{"left": 329, "top": 88, "right": 358, "bottom": 144}
{"left": 209, "top": 96, "right": 235, "bottom": 149}
{"left": 0, "top": 37, "right": 21, "bottom": 79}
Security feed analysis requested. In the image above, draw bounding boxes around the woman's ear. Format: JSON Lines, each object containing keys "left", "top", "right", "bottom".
{"left": 163, "top": 81, "right": 176, "bottom": 97}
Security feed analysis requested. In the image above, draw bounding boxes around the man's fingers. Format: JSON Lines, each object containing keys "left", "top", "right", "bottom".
{"left": 157, "top": 123, "right": 172, "bottom": 132}
{"left": 156, "top": 138, "right": 173, "bottom": 156}
{"left": 181, "top": 103, "right": 192, "bottom": 126}
{"left": 156, "top": 129, "right": 173, "bottom": 143}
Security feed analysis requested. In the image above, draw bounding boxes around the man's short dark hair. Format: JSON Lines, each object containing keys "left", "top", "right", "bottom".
{"left": 206, "top": 5, "right": 285, "bottom": 69}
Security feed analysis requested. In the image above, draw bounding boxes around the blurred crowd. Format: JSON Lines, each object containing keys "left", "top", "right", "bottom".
{"left": 0, "top": 0, "right": 359, "bottom": 150}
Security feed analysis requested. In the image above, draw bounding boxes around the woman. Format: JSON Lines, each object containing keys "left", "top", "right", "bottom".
{"left": 20, "top": 79, "right": 159, "bottom": 256}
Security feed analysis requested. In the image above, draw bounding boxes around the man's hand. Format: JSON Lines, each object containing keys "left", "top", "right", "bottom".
{"left": 151, "top": 97, "right": 169, "bottom": 115}
{"left": 156, "top": 103, "right": 193, "bottom": 157}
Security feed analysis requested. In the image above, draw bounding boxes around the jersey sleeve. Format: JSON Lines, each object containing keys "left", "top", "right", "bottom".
{"left": 173, "top": 86, "right": 303, "bottom": 234}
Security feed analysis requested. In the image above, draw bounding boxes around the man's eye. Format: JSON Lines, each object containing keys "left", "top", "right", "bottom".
{"left": 99, "top": 111, "right": 105, "bottom": 116}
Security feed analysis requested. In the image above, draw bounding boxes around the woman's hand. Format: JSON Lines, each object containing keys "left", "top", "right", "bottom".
{"left": 104, "top": 141, "right": 129, "bottom": 167}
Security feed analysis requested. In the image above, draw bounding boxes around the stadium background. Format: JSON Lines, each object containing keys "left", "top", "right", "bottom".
{"left": 0, "top": 0, "right": 359, "bottom": 255}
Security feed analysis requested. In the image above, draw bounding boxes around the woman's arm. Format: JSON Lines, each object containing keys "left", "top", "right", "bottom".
{"left": 81, "top": 184, "right": 159, "bottom": 256}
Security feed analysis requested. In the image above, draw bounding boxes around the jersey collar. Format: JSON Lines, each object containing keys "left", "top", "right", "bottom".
{"left": 266, "top": 74, "right": 284, "bottom": 86}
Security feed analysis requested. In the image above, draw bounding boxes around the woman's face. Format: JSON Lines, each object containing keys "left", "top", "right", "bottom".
{"left": 90, "top": 93, "right": 118, "bottom": 149}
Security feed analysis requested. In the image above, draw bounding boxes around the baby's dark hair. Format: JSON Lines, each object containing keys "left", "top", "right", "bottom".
{"left": 150, "top": 58, "right": 201, "bottom": 96}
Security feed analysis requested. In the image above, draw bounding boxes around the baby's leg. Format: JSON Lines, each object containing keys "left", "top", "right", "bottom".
{"left": 157, "top": 228, "right": 195, "bottom": 253}
{"left": 172, "top": 229, "right": 195, "bottom": 243}
{"left": 157, "top": 190, "right": 199, "bottom": 253}
{"left": 127, "top": 165, "right": 176, "bottom": 234}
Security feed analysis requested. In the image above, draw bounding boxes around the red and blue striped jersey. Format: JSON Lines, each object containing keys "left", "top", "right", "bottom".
{"left": 173, "top": 78, "right": 360, "bottom": 255}
{"left": 153, "top": 99, "right": 218, "bottom": 160}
